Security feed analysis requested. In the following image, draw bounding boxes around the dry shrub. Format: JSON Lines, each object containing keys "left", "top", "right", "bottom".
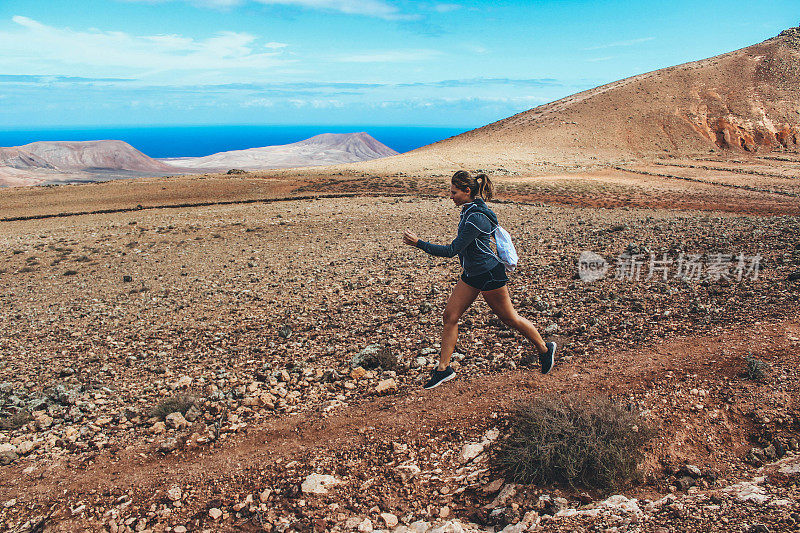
{"left": 745, "top": 355, "right": 769, "bottom": 382}
{"left": 362, "top": 347, "right": 398, "bottom": 371}
{"left": 150, "top": 394, "right": 197, "bottom": 420}
{"left": 493, "top": 395, "right": 652, "bottom": 490}
{"left": 0, "top": 410, "right": 32, "bottom": 430}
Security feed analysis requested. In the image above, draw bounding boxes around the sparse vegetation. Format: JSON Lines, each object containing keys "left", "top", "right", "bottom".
{"left": 360, "top": 346, "right": 398, "bottom": 371}
{"left": 149, "top": 394, "right": 197, "bottom": 421}
{"left": 0, "top": 410, "right": 32, "bottom": 430}
{"left": 493, "top": 396, "right": 652, "bottom": 490}
{"left": 745, "top": 355, "right": 770, "bottom": 382}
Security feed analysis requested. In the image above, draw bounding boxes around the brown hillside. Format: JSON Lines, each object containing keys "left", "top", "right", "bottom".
{"left": 346, "top": 27, "right": 800, "bottom": 174}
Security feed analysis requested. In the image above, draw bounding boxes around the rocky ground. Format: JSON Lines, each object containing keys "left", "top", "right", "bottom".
{"left": 0, "top": 192, "right": 799, "bottom": 532}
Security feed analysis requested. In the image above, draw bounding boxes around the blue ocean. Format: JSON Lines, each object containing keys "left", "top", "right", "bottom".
{"left": 0, "top": 125, "right": 470, "bottom": 157}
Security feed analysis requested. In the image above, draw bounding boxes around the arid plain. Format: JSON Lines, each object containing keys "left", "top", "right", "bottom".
{"left": 1, "top": 28, "right": 800, "bottom": 533}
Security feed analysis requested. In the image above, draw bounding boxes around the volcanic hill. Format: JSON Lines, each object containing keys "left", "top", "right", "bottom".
{"left": 348, "top": 27, "right": 800, "bottom": 174}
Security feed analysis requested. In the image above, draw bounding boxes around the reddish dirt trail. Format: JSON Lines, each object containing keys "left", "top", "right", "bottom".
{"left": 5, "top": 317, "right": 797, "bottom": 511}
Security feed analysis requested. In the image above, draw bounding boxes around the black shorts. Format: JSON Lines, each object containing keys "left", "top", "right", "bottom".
{"left": 461, "top": 263, "right": 508, "bottom": 291}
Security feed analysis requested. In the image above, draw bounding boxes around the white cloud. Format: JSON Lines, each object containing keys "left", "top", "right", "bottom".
{"left": 583, "top": 37, "right": 654, "bottom": 51}
{"left": 434, "top": 3, "right": 461, "bottom": 13}
{"left": 0, "top": 16, "right": 291, "bottom": 81}
{"left": 126, "top": 0, "right": 404, "bottom": 19}
{"left": 336, "top": 49, "right": 441, "bottom": 63}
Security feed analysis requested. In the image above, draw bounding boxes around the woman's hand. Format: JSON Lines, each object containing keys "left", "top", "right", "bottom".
{"left": 403, "top": 230, "right": 419, "bottom": 247}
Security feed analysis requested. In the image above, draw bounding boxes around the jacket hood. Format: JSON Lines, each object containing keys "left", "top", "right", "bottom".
{"left": 462, "top": 197, "right": 498, "bottom": 226}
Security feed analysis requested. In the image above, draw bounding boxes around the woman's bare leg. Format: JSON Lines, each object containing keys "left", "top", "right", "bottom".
{"left": 438, "top": 280, "right": 480, "bottom": 370}
{"left": 482, "top": 285, "right": 548, "bottom": 353}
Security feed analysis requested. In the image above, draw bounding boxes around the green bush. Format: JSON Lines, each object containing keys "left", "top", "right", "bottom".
{"left": 493, "top": 396, "right": 652, "bottom": 490}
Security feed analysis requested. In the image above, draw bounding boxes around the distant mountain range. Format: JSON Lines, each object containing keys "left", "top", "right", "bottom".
{"left": 161, "top": 132, "right": 398, "bottom": 171}
{"left": 0, "top": 132, "right": 398, "bottom": 187}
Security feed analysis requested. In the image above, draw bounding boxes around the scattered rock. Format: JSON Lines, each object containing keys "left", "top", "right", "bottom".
{"left": 724, "top": 480, "right": 770, "bottom": 505}
{"left": 676, "top": 476, "right": 696, "bottom": 491}
{"left": 0, "top": 444, "right": 18, "bottom": 465}
{"left": 679, "top": 464, "right": 702, "bottom": 478}
{"left": 208, "top": 508, "right": 222, "bottom": 520}
{"left": 481, "top": 479, "right": 505, "bottom": 495}
{"left": 278, "top": 324, "right": 292, "bottom": 339}
{"left": 380, "top": 512, "right": 399, "bottom": 528}
{"left": 301, "top": 473, "right": 341, "bottom": 495}
{"left": 166, "top": 485, "right": 182, "bottom": 502}
{"left": 171, "top": 376, "right": 192, "bottom": 390}
{"left": 375, "top": 378, "right": 398, "bottom": 394}
{"left": 165, "top": 412, "right": 188, "bottom": 430}
{"left": 460, "top": 442, "right": 485, "bottom": 463}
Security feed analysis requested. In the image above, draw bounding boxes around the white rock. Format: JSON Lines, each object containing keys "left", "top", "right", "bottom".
{"left": 208, "top": 508, "right": 222, "bottom": 520}
{"left": 482, "top": 428, "right": 500, "bottom": 443}
{"left": 460, "top": 443, "right": 484, "bottom": 463}
{"left": 429, "top": 521, "right": 465, "bottom": 533}
{"left": 723, "top": 481, "right": 770, "bottom": 505}
{"left": 645, "top": 494, "right": 675, "bottom": 510}
{"left": 166, "top": 485, "right": 182, "bottom": 502}
{"left": 599, "top": 494, "right": 642, "bottom": 515}
{"left": 395, "top": 463, "right": 421, "bottom": 481}
{"left": 165, "top": 412, "right": 189, "bottom": 430}
{"left": 520, "top": 511, "right": 540, "bottom": 529}
{"left": 555, "top": 507, "right": 601, "bottom": 519}
{"left": 487, "top": 483, "right": 517, "bottom": 509}
{"left": 16, "top": 441, "right": 37, "bottom": 456}
{"left": 777, "top": 456, "right": 800, "bottom": 475}
{"left": 380, "top": 512, "right": 398, "bottom": 528}
{"left": 345, "top": 517, "right": 362, "bottom": 529}
{"left": 301, "top": 473, "right": 341, "bottom": 495}
{"left": 358, "top": 517, "right": 374, "bottom": 532}
{"left": 173, "top": 527, "right": 187, "bottom": 533}
{"left": 375, "top": 378, "right": 398, "bottom": 394}
{"left": 172, "top": 376, "right": 192, "bottom": 389}
{"left": 409, "top": 520, "right": 430, "bottom": 533}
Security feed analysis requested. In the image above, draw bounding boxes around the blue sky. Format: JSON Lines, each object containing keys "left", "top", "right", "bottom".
{"left": 0, "top": 0, "right": 796, "bottom": 128}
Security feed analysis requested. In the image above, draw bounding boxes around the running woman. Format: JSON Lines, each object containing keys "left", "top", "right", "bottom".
{"left": 403, "top": 170, "right": 556, "bottom": 389}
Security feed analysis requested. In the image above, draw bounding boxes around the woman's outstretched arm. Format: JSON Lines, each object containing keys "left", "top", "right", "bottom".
{"left": 405, "top": 213, "right": 484, "bottom": 258}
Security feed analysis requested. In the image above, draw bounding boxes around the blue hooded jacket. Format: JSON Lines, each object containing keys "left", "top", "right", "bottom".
{"left": 416, "top": 197, "right": 501, "bottom": 276}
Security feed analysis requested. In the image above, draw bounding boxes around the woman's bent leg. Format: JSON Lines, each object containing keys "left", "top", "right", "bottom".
{"left": 482, "top": 285, "right": 548, "bottom": 353}
{"left": 439, "top": 280, "right": 480, "bottom": 370}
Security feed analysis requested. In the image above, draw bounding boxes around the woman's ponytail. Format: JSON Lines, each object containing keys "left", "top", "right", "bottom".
{"left": 475, "top": 173, "right": 494, "bottom": 201}
{"left": 452, "top": 170, "right": 494, "bottom": 201}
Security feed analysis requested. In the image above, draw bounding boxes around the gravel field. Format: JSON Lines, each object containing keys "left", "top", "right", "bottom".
{"left": 1, "top": 195, "right": 799, "bottom": 532}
